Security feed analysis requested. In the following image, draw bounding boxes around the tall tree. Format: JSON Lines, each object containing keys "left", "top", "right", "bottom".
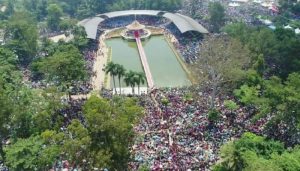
{"left": 71, "top": 25, "right": 88, "bottom": 49}
{"left": 273, "top": 28, "right": 300, "bottom": 78}
{"left": 115, "top": 64, "right": 126, "bottom": 95}
{"left": 0, "top": 88, "right": 12, "bottom": 161}
{"left": 83, "top": 95, "right": 143, "bottom": 170}
{"left": 0, "top": 47, "right": 22, "bottom": 160}
{"left": 135, "top": 71, "right": 146, "bottom": 95}
{"left": 208, "top": 2, "right": 225, "bottom": 32}
{"left": 234, "top": 72, "right": 300, "bottom": 145}
{"left": 124, "top": 70, "right": 137, "bottom": 95}
{"left": 36, "top": 0, "right": 48, "bottom": 20}
{"left": 193, "top": 36, "right": 251, "bottom": 109}
{"left": 105, "top": 62, "right": 118, "bottom": 94}
{"left": 61, "top": 0, "right": 82, "bottom": 17}
{"left": 47, "top": 4, "right": 63, "bottom": 31}
{"left": 31, "top": 44, "right": 87, "bottom": 97}
{"left": 222, "top": 22, "right": 254, "bottom": 45}
{"left": 5, "top": 12, "right": 38, "bottom": 65}
{"left": 4, "top": 0, "right": 14, "bottom": 16}
{"left": 62, "top": 119, "right": 91, "bottom": 166}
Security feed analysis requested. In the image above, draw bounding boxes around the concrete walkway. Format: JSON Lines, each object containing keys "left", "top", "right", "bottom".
{"left": 135, "top": 37, "right": 154, "bottom": 88}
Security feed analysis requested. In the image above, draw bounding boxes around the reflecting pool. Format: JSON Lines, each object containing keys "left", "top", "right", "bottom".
{"left": 105, "top": 36, "right": 191, "bottom": 88}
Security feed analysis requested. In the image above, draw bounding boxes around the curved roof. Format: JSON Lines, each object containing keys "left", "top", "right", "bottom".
{"left": 78, "top": 10, "right": 208, "bottom": 39}
{"left": 163, "top": 13, "right": 209, "bottom": 34}
{"left": 78, "top": 17, "right": 105, "bottom": 39}
{"left": 99, "top": 10, "right": 161, "bottom": 18}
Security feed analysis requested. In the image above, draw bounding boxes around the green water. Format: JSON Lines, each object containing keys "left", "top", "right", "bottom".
{"left": 106, "top": 38, "right": 146, "bottom": 88}
{"left": 105, "top": 36, "right": 191, "bottom": 88}
{"left": 143, "top": 36, "right": 191, "bottom": 87}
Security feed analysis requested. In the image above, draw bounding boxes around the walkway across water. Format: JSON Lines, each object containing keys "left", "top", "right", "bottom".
{"left": 135, "top": 38, "right": 154, "bottom": 88}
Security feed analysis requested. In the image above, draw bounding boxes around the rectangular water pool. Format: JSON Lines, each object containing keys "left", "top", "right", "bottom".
{"left": 105, "top": 36, "right": 191, "bottom": 88}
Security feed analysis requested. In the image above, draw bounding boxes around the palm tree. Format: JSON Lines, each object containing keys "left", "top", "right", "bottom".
{"left": 115, "top": 64, "right": 126, "bottom": 95}
{"left": 105, "top": 62, "right": 118, "bottom": 94}
{"left": 135, "top": 72, "right": 146, "bottom": 95}
{"left": 124, "top": 70, "right": 136, "bottom": 95}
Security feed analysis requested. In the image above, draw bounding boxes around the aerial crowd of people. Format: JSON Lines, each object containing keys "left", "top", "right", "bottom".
{"left": 49, "top": 6, "right": 281, "bottom": 169}
{"left": 128, "top": 87, "right": 272, "bottom": 170}
{"left": 182, "top": 0, "right": 277, "bottom": 28}
{"left": 12, "top": 1, "right": 288, "bottom": 170}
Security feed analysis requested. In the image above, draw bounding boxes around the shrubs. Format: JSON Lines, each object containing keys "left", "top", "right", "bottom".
{"left": 208, "top": 108, "right": 221, "bottom": 123}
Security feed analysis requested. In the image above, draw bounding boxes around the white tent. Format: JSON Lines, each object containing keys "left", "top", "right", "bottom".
{"left": 261, "top": 2, "right": 272, "bottom": 7}
{"left": 284, "top": 25, "right": 293, "bottom": 29}
{"left": 229, "top": 2, "right": 241, "bottom": 7}
{"left": 268, "top": 25, "right": 276, "bottom": 30}
{"left": 263, "top": 19, "right": 272, "bottom": 25}
{"left": 253, "top": 0, "right": 262, "bottom": 3}
{"left": 295, "top": 28, "right": 300, "bottom": 34}
{"left": 231, "top": 0, "right": 248, "bottom": 2}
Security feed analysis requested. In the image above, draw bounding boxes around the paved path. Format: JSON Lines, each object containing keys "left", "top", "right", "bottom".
{"left": 135, "top": 38, "right": 154, "bottom": 88}
{"left": 91, "top": 31, "right": 109, "bottom": 91}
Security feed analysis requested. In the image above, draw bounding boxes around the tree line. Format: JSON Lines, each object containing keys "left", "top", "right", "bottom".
{"left": 0, "top": 0, "right": 182, "bottom": 20}
{"left": 105, "top": 61, "right": 146, "bottom": 95}
{"left": 191, "top": 22, "right": 300, "bottom": 170}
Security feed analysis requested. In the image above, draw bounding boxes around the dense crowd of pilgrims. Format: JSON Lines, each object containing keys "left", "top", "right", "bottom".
{"left": 182, "top": 0, "right": 277, "bottom": 28}
{"left": 14, "top": 1, "right": 289, "bottom": 170}
{"left": 128, "top": 87, "right": 271, "bottom": 170}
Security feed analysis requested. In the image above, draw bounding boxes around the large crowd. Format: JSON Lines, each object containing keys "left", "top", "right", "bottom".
{"left": 99, "top": 15, "right": 168, "bottom": 30}
{"left": 129, "top": 87, "right": 271, "bottom": 170}
{"left": 165, "top": 23, "right": 203, "bottom": 63}
{"left": 8, "top": 2, "right": 288, "bottom": 170}
{"left": 182, "top": 0, "right": 277, "bottom": 28}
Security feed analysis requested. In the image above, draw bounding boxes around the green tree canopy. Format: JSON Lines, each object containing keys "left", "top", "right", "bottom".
{"left": 234, "top": 72, "right": 300, "bottom": 145}
{"left": 47, "top": 4, "right": 63, "bottom": 31}
{"left": 193, "top": 36, "right": 251, "bottom": 108}
{"left": 5, "top": 12, "right": 38, "bottom": 65}
{"left": 4, "top": 135, "right": 44, "bottom": 171}
{"left": 83, "top": 95, "right": 143, "bottom": 170}
{"left": 31, "top": 44, "right": 87, "bottom": 87}
{"left": 208, "top": 2, "right": 225, "bottom": 32}
{"left": 213, "top": 132, "right": 300, "bottom": 171}
{"left": 223, "top": 23, "right": 300, "bottom": 79}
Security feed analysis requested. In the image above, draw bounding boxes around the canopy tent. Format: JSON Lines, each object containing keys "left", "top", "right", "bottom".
{"left": 253, "top": 0, "right": 262, "bottom": 3}
{"left": 231, "top": 0, "right": 248, "bottom": 2}
{"left": 261, "top": 2, "right": 273, "bottom": 7}
{"left": 229, "top": 2, "right": 241, "bottom": 7}
{"left": 295, "top": 28, "right": 300, "bottom": 34}
{"left": 268, "top": 25, "right": 276, "bottom": 30}
{"left": 284, "top": 25, "right": 293, "bottom": 29}
{"left": 261, "top": 19, "right": 272, "bottom": 25}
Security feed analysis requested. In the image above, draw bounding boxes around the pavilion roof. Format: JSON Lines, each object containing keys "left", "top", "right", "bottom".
{"left": 126, "top": 20, "right": 145, "bottom": 30}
